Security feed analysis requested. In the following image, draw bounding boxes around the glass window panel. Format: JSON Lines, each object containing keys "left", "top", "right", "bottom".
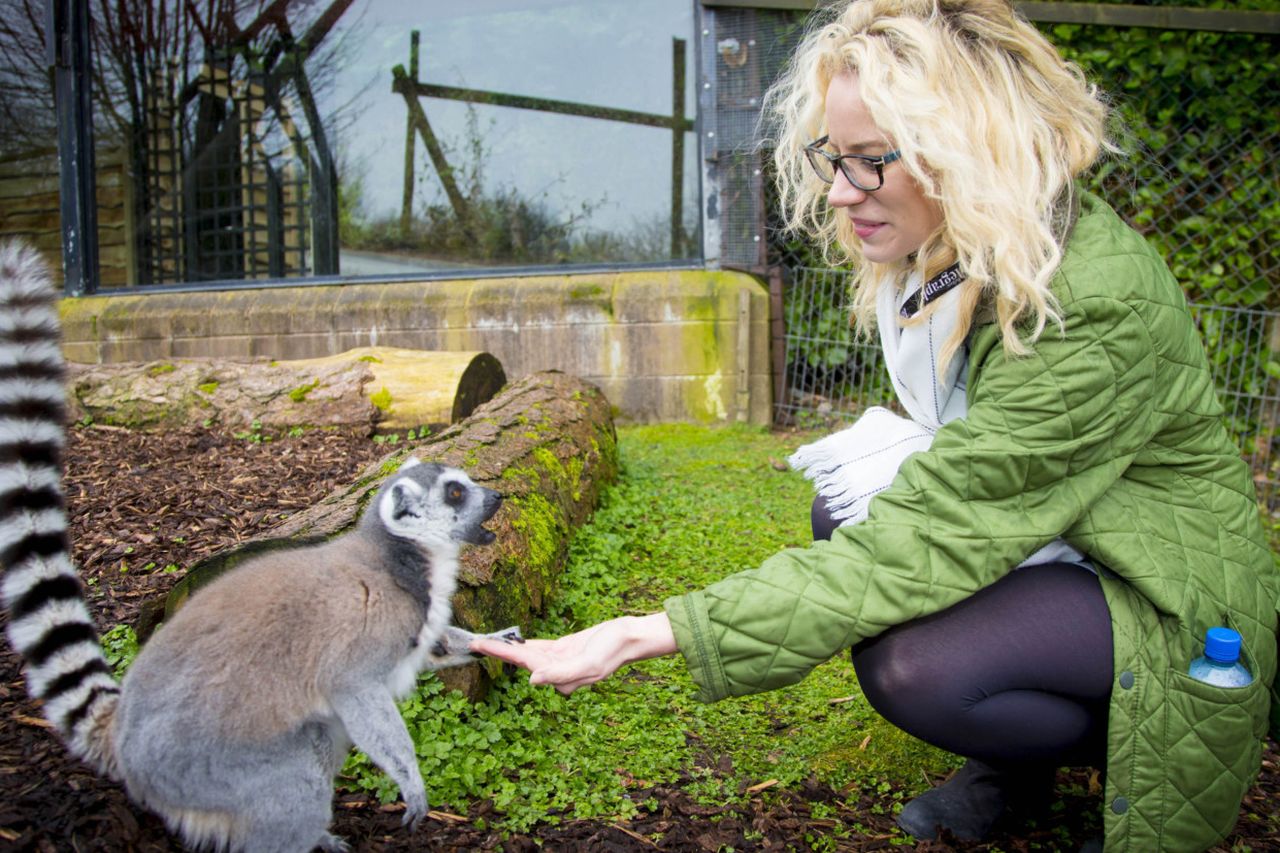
{"left": 0, "top": 1, "right": 64, "bottom": 283}
{"left": 336, "top": 0, "right": 699, "bottom": 275}
{"left": 0, "top": 0, "right": 699, "bottom": 290}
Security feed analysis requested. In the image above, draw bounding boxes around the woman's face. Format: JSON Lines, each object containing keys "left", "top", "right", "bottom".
{"left": 823, "top": 72, "right": 944, "bottom": 264}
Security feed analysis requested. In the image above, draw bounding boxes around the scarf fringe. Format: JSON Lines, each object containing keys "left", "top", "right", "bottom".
{"left": 788, "top": 407, "right": 935, "bottom": 524}
{"left": 790, "top": 283, "right": 1090, "bottom": 568}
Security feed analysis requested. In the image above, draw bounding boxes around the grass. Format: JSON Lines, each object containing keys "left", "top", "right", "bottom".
{"left": 340, "top": 423, "right": 954, "bottom": 832}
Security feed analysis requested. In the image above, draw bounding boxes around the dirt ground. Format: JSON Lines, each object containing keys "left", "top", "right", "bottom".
{"left": 1, "top": 425, "right": 1276, "bottom": 852}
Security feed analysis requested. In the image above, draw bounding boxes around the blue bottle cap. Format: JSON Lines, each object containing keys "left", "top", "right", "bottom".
{"left": 1204, "top": 626, "right": 1241, "bottom": 664}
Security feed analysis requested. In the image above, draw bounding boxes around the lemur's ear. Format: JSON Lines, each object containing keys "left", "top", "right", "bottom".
{"left": 384, "top": 477, "right": 425, "bottom": 522}
{"left": 398, "top": 456, "right": 422, "bottom": 472}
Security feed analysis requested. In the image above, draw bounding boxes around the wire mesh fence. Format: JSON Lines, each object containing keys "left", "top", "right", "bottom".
{"left": 702, "top": 5, "right": 1280, "bottom": 511}
{"left": 778, "top": 265, "right": 1280, "bottom": 510}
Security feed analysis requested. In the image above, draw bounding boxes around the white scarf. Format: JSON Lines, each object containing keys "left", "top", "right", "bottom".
{"left": 789, "top": 273, "right": 1086, "bottom": 568}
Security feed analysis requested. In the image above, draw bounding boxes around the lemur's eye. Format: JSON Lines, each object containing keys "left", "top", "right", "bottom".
{"left": 445, "top": 483, "right": 465, "bottom": 505}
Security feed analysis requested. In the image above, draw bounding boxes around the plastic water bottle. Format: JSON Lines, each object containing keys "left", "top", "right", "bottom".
{"left": 1188, "top": 627, "right": 1253, "bottom": 687}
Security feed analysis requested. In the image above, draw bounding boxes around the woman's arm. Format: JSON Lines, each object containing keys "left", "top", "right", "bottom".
{"left": 665, "top": 289, "right": 1161, "bottom": 703}
{"left": 470, "top": 612, "right": 676, "bottom": 695}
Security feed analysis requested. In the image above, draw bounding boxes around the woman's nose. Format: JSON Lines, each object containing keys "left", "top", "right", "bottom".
{"left": 827, "top": 169, "right": 868, "bottom": 208}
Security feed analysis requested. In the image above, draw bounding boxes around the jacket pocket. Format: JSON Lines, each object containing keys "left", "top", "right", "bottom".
{"left": 1158, "top": 665, "right": 1268, "bottom": 848}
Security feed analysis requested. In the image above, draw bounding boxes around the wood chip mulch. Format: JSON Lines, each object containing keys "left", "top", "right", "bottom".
{"left": 0, "top": 425, "right": 1276, "bottom": 851}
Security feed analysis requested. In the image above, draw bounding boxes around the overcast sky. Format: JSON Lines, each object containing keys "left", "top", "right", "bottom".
{"left": 323, "top": 0, "right": 698, "bottom": 238}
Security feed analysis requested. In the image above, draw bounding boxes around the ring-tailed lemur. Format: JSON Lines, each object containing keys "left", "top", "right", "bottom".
{"left": 0, "top": 240, "right": 523, "bottom": 853}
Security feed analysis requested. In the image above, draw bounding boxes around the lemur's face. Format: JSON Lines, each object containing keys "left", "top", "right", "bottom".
{"left": 379, "top": 458, "right": 503, "bottom": 548}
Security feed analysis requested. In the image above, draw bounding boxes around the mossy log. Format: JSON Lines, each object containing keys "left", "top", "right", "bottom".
{"left": 65, "top": 347, "right": 506, "bottom": 434}
{"left": 147, "top": 371, "right": 618, "bottom": 699}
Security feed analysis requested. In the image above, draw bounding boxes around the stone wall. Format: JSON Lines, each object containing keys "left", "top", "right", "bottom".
{"left": 58, "top": 268, "right": 772, "bottom": 424}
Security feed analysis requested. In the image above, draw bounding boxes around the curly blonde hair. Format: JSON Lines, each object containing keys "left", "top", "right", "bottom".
{"left": 768, "top": 0, "right": 1111, "bottom": 364}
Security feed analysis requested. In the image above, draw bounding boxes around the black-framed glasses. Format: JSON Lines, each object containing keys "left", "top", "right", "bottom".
{"left": 804, "top": 135, "right": 902, "bottom": 192}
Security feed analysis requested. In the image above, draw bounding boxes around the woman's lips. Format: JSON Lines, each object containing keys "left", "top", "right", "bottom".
{"left": 852, "top": 218, "right": 885, "bottom": 239}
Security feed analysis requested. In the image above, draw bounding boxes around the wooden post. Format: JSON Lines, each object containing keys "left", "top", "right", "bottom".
{"left": 671, "top": 37, "right": 686, "bottom": 258}
{"left": 768, "top": 265, "right": 787, "bottom": 421}
{"left": 388, "top": 35, "right": 695, "bottom": 255}
{"left": 393, "top": 66, "right": 474, "bottom": 238}
{"left": 400, "top": 30, "right": 420, "bottom": 241}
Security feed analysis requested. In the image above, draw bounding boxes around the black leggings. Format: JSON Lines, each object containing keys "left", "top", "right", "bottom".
{"left": 813, "top": 499, "right": 1113, "bottom": 768}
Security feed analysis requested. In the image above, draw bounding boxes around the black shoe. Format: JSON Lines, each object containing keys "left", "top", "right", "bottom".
{"left": 896, "top": 759, "right": 1053, "bottom": 841}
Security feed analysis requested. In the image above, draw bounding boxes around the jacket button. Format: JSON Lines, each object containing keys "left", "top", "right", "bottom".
{"left": 1112, "top": 797, "right": 1129, "bottom": 814}
{"left": 1119, "top": 671, "right": 1135, "bottom": 690}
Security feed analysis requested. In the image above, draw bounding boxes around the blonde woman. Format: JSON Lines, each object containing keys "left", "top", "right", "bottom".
{"left": 476, "top": 1, "right": 1280, "bottom": 849}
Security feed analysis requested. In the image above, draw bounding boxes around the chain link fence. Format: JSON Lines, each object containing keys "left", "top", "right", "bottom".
{"left": 701, "top": 4, "right": 1280, "bottom": 511}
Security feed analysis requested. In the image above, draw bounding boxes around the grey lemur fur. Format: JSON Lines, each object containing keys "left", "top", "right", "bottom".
{"left": 0, "top": 240, "right": 522, "bottom": 852}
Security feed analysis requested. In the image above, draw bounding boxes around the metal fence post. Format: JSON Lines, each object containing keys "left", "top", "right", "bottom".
{"left": 768, "top": 264, "right": 786, "bottom": 418}
{"left": 400, "top": 30, "right": 420, "bottom": 242}
{"left": 47, "top": 0, "right": 100, "bottom": 296}
{"left": 697, "top": 2, "right": 721, "bottom": 269}
{"left": 671, "top": 37, "right": 687, "bottom": 258}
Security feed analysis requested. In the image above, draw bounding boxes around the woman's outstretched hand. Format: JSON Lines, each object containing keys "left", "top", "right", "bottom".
{"left": 470, "top": 612, "right": 677, "bottom": 695}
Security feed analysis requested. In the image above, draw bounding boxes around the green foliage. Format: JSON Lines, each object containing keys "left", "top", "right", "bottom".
{"left": 233, "top": 419, "right": 271, "bottom": 443}
{"left": 196, "top": 381, "right": 219, "bottom": 395}
{"left": 369, "top": 387, "right": 392, "bottom": 412}
{"left": 337, "top": 153, "right": 368, "bottom": 248}
{"left": 232, "top": 421, "right": 321, "bottom": 443}
{"left": 340, "top": 425, "right": 953, "bottom": 831}
{"left": 137, "top": 561, "right": 180, "bottom": 574}
{"left": 374, "top": 427, "right": 427, "bottom": 445}
{"left": 100, "top": 624, "right": 139, "bottom": 677}
{"left": 1046, "top": 17, "right": 1278, "bottom": 310}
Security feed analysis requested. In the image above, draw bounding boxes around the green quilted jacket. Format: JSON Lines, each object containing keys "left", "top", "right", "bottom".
{"left": 665, "top": 194, "right": 1280, "bottom": 852}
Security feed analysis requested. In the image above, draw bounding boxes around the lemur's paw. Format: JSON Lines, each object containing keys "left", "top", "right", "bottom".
{"left": 317, "top": 832, "right": 351, "bottom": 852}
{"left": 491, "top": 626, "right": 524, "bottom": 675}
{"left": 465, "top": 626, "right": 524, "bottom": 660}
{"left": 402, "top": 791, "right": 428, "bottom": 830}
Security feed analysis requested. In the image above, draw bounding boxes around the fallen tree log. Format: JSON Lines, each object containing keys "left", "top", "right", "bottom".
{"left": 66, "top": 347, "right": 507, "bottom": 434}
{"left": 145, "top": 371, "right": 618, "bottom": 698}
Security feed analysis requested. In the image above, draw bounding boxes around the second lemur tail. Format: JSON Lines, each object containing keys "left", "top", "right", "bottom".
{"left": 0, "top": 241, "right": 119, "bottom": 779}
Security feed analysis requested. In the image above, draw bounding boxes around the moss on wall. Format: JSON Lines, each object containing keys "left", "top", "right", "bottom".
{"left": 56, "top": 269, "right": 771, "bottom": 425}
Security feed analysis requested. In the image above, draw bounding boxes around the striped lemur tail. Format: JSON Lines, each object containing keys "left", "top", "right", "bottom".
{"left": 0, "top": 241, "right": 120, "bottom": 779}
